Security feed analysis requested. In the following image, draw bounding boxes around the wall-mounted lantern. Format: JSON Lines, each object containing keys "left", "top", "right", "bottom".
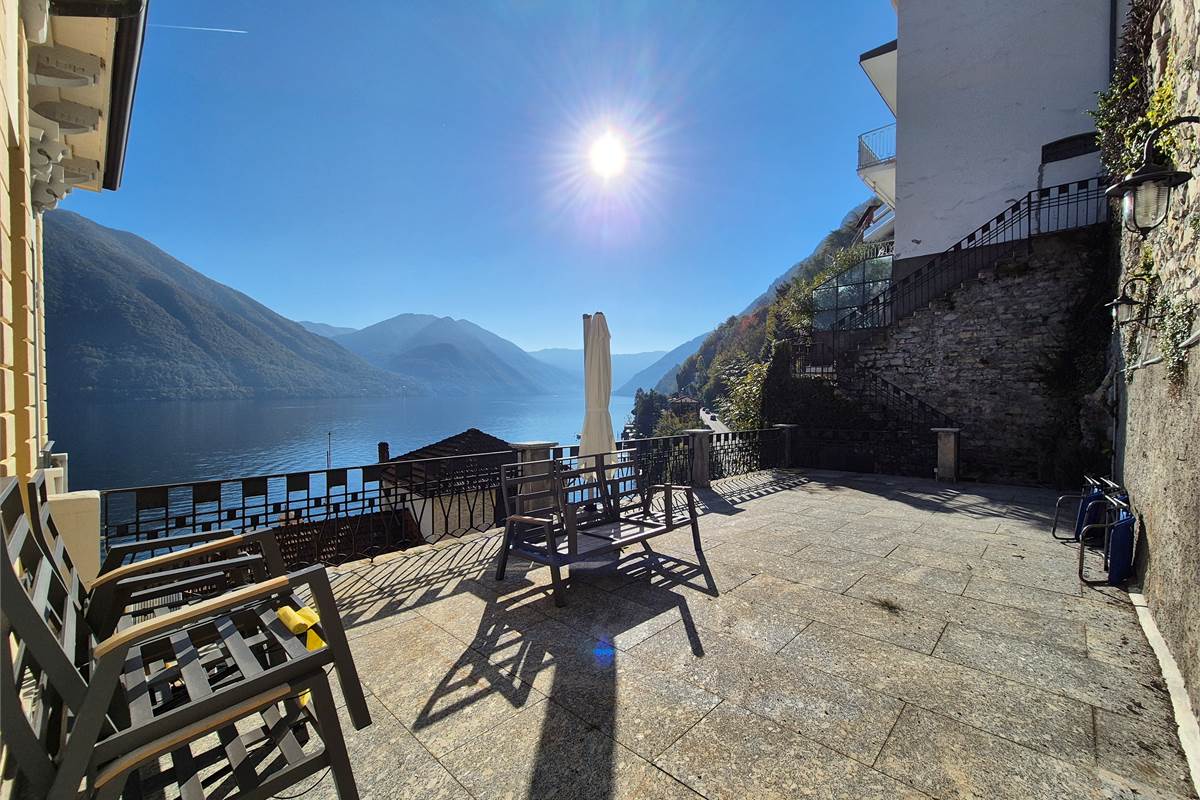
{"left": 1105, "top": 276, "right": 1157, "bottom": 327}
{"left": 1106, "top": 116, "right": 1199, "bottom": 235}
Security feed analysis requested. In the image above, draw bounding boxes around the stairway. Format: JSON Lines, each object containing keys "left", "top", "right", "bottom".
{"left": 781, "top": 176, "right": 1110, "bottom": 476}
{"left": 822, "top": 176, "right": 1109, "bottom": 365}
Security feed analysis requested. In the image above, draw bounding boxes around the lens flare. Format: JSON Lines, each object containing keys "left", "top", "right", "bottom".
{"left": 589, "top": 130, "right": 627, "bottom": 180}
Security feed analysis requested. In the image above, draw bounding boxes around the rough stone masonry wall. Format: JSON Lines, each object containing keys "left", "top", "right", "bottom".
{"left": 1116, "top": 0, "right": 1200, "bottom": 711}
{"left": 848, "top": 228, "right": 1112, "bottom": 486}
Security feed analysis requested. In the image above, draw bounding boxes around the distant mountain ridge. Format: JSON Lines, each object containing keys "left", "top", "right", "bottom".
{"left": 616, "top": 332, "right": 709, "bottom": 395}
{"left": 43, "top": 211, "right": 411, "bottom": 400}
{"left": 334, "top": 314, "right": 575, "bottom": 396}
{"left": 298, "top": 321, "right": 357, "bottom": 338}
{"left": 528, "top": 348, "right": 667, "bottom": 392}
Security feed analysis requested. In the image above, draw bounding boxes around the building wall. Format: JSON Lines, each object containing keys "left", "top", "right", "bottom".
{"left": 893, "top": 0, "right": 1112, "bottom": 261}
{"left": 1115, "top": 0, "right": 1200, "bottom": 711}
{"left": 1, "top": 1, "right": 50, "bottom": 479}
{"left": 849, "top": 228, "right": 1112, "bottom": 485}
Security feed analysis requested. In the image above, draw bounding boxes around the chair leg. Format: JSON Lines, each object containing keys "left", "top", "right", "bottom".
{"left": 549, "top": 558, "right": 567, "bottom": 607}
{"left": 309, "top": 676, "right": 360, "bottom": 800}
{"left": 495, "top": 523, "right": 514, "bottom": 581}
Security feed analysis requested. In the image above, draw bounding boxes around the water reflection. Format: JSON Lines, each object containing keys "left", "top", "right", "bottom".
{"left": 52, "top": 393, "right": 635, "bottom": 490}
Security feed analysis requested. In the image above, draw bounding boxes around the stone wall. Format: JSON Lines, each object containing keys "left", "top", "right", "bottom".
{"left": 848, "top": 227, "right": 1113, "bottom": 485}
{"left": 1115, "top": 0, "right": 1200, "bottom": 711}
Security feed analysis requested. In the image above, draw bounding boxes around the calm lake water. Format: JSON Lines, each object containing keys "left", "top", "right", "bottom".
{"left": 52, "top": 393, "right": 636, "bottom": 490}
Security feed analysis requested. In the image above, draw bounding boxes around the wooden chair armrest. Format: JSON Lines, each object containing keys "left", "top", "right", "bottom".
{"left": 509, "top": 514, "right": 555, "bottom": 526}
{"left": 92, "top": 529, "right": 285, "bottom": 588}
{"left": 101, "top": 528, "right": 239, "bottom": 570}
{"left": 94, "top": 684, "right": 294, "bottom": 790}
{"left": 94, "top": 575, "right": 290, "bottom": 659}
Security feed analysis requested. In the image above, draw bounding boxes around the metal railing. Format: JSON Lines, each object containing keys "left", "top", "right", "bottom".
{"left": 551, "top": 435, "right": 694, "bottom": 487}
{"left": 837, "top": 368, "right": 956, "bottom": 431}
{"left": 832, "top": 177, "right": 1109, "bottom": 337}
{"left": 100, "top": 449, "right": 517, "bottom": 568}
{"left": 858, "top": 123, "right": 896, "bottom": 170}
{"left": 709, "top": 428, "right": 785, "bottom": 480}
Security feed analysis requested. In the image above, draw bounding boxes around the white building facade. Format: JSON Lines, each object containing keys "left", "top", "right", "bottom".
{"left": 858, "top": 0, "right": 1123, "bottom": 270}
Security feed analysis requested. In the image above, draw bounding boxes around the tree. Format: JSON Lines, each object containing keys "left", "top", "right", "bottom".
{"left": 630, "top": 389, "right": 669, "bottom": 437}
{"left": 717, "top": 361, "right": 769, "bottom": 431}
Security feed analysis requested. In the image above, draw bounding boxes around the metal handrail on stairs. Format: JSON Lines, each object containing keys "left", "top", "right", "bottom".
{"left": 832, "top": 177, "right": 1109, "bottom": 336}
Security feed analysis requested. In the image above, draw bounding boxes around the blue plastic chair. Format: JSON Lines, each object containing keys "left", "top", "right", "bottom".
{"left": 1078, "top": 495, "right": 1136, "bottom": 585}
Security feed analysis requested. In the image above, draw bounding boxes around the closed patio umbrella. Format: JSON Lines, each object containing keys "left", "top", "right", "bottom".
{"left": 580, "top": 312, "right": 616, "bottom": 457}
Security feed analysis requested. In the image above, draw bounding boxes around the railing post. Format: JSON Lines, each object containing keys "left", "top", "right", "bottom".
{"left": 684, "top": 429, "right": 712, "bottom": 489}
{"left": 771, "top": 424, "right": 797, "bottom": 469}
{"left": 931, "top": 428, "right": 961, "bottom": 482}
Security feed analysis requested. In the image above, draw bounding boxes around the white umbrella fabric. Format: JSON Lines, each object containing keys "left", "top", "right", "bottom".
{"left": 580, "top": 312, "right": 616, "bottom": 458}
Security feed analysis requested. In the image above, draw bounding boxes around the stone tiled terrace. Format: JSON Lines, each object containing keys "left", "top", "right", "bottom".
{"left": 312, "top": 470, "right": 1197, "bottom": 800}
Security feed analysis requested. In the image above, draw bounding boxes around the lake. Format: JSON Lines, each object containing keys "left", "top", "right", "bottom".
{"left": 51, "top": 393, "right": 637, "bottom": 490}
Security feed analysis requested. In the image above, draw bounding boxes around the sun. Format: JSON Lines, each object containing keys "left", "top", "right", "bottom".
{"left": 589, "top": 130, "right": 627, "bottom": 180}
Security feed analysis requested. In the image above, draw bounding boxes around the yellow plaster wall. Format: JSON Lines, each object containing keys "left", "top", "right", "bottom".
{"left": 2, "top": 3, "right": 49, "bottom": 479}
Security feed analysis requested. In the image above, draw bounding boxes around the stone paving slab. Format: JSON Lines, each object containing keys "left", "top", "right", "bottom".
{"left": 633, "top": 621, "right": 903, "bottom": 763}
{"left": 844, "top": 573, "right": 1088, "bottom": 651}
{"left": 779, "top": 622, "right": 1094, "bottom": 765}
{"left": 875, "top": 705, "right": 1105, "bottom": 800}
{"left": 934, "top": 624, "right": 1175, "bottom": 722}
{"left": 733, "top": 572, "right": 947, "bottom": 653}
{"left": 656, "top": 701, "right": 930, "bottom": 799}
{"left": 308, "top": 695, "right": 472, "bottom": 800}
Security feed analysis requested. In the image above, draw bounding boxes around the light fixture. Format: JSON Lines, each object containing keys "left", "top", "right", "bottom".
{"left": 1105, "top": 276, "right": 1156, "bottom": 327}
{"left": 1106, "top": 115, "right": 1199, "bottom": 235}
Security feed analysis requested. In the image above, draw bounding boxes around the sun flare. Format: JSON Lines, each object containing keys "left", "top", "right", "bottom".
{"left": 589, "top": 130, "right": 627, "bottom": 180}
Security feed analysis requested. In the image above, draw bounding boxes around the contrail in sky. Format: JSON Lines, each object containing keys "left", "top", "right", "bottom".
{"left": 149, "top": 24, "right": 248, "bottom": 34}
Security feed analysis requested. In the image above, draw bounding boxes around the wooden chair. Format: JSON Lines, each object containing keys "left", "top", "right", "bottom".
{"left": 0, "top": 477, "right": 371, "bottom": 799}
{"left": 495, "top": 450, "right": 703, "bottom": 606}
{"left": 24, "top": 470, "right": 288, "bottom": 638}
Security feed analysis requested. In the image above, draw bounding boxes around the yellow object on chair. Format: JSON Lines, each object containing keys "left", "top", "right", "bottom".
{"left": 276, "top": 605, "right": 326, "bottom": 705}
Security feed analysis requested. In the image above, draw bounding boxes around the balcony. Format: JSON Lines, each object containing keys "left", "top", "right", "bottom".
{"left": 857, "top": 122, "right": 897, "bottom": 208}
{"left": 859, "top": 39, "right": 898, "bottom": 115}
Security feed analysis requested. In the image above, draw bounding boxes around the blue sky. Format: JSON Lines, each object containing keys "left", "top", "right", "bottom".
{"left": 64, "top": 1, "right": 895, "bottom": 353}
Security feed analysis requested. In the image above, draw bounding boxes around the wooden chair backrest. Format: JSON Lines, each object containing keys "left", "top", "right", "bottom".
{"left": 499, "top": 451, "right": 650, "bottom": 529}
{"left": 500, "top": 460, "right": 564, "bottom": 522}
{"left": 24, "top": 470, "right": 82, "bottom": 591}
{"left": 0, "top": 477, "right": 95, "bottom": 797}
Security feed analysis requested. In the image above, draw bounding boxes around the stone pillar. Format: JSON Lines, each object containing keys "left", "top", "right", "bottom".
{"left": 772, "top": 424, "right": 798, "bottom": 469}
{"left": 48, "top": 490, "right": 100, "bottom": 582}
{"left": 931, "top": 428, "right": 961, "bottom": 482}
{"left": 684, "top": 429, "right": 712, "bottom": 488}
{"left": 511, "top": 440, "right": 558, "bottom": 495}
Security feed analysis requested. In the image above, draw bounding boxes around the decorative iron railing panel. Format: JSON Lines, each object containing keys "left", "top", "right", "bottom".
{"left": 709, "top": 429, "right": 784, "bottom": 480}
{"left": 858, "top": 123, "right": 896, "bottom": 170}
{"left": 100, "top": 450, "right": 517, "bottom": 568}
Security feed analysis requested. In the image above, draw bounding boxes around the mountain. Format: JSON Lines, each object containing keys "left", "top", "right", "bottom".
{"left": 298, "top": 320, "right": 357, "bottom": 338}
{"left": 739, "top": 200, "right": 871, "bottom": 314}
{"left": 673, "top": 200, "right": 869, "bottom": 403}
{"left": 615, "top": 333, "right": 709, "bottom": 395}
{"left": 334, "top": 315, "right": 574, "bottom": 395}
{"left": 42, "top": 210, "right": 411, "bottom": 401}
{"left": 528, "top": 348, "right": 667, "bottom": 391}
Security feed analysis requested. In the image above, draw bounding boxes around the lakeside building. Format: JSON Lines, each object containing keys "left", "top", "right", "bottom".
{"left": 2, "top": 0, "right": 145, "bottom": 480}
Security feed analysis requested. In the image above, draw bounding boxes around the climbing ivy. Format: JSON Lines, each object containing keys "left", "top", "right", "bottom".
{"left": 1158, "top": 294, "right": 1196, "bottom": 387}
{"left": 1091, "top": 0, "right": 1160, "bottom": 175}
